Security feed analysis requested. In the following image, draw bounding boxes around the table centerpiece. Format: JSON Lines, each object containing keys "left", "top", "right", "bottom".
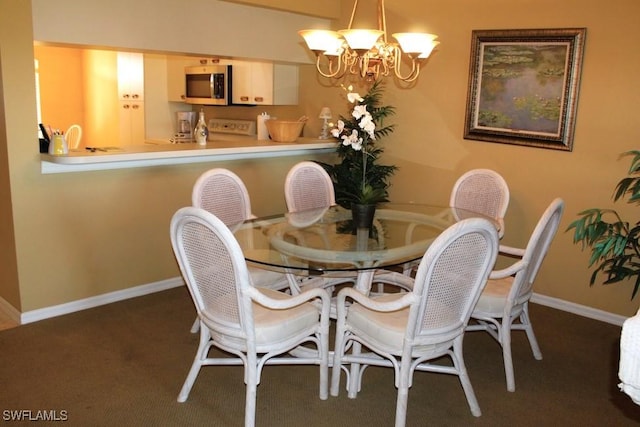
{"left": 317, "top": 81, "right": 397, "bottom": 229}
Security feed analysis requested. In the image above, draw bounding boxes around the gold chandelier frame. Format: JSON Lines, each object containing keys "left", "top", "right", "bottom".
{"left": 299, "top": 0, "right": 439, "bottom": 82}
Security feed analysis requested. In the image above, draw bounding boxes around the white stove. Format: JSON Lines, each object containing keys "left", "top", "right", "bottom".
{"left": 208, "top": 118, "right": 256, "bottom": 137}
{"left": 158, "top": 118, "right": 257, "bottom": 144}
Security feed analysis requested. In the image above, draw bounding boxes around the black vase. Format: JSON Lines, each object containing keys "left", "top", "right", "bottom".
{"left": 351, "top": 203, "right": 376, "bottom": 230}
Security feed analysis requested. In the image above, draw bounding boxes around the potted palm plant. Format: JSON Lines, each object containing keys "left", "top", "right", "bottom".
{"left": 317, "top": 81, "right": 397, "bottom": 228}
{"left": 567, "top": 150, "right": 640, "bottom": 299}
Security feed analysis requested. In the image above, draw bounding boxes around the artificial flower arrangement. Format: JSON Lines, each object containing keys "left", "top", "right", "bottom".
{"left": 318, "top": 80, "right": 397, "bottom": 209}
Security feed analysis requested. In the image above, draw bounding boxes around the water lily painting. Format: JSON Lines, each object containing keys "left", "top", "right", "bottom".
{"left": 464, "top": 28, "right": 586, "bottom": 151}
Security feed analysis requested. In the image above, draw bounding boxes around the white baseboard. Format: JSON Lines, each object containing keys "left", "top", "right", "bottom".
{"left": 532, "top": 293, "right": 628, "bottom": 326}
{"left": 18, "top": 277, "right": 184, "bottom": 325}
{"left": 0, "top": 279, "right": 628, "bottom": 327}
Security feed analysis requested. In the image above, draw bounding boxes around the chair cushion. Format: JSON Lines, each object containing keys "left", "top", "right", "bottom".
{"left": 252, "top": 288, "right": 319, "bottom": 346}
{"left": 347, "top": 293, "right": 409, "bottom": 352}
{"left": 347, "top": 294, "right": 457, "bottom": 357}
{"left": 248, "top": 266, "right": 289, "bottom": 290}
{"left": 473, "top": 276, "right": 513, "bottom": 316}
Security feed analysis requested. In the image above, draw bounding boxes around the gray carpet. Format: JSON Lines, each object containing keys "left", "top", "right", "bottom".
{"left": 1, "top": 287, "right": 639, "bottom": 426}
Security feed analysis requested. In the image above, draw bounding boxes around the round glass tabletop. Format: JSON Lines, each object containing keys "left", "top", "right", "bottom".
{"left": 233, "top": 203, "right": 498, "bottom": 275}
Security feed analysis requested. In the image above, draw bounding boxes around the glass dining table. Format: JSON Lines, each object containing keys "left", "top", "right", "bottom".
{"left": 231, "top": 203, "right": 499, "bottom": 294}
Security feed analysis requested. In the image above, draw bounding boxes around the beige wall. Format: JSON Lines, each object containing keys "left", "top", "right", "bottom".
{"left": 0, "top": 19, "right": 20, "bottom": 310}
{"left": 222, "top": 0, "right": 340, "bottom": 19}
{"left": 0, "top": 0, "right": 334, "bottom": 313}
{"left": 30, "top": 0, "right": 330, "bottom": 64}
{"left": 296, "top": 0, "right": 640, "bottom": 317}
{"left": 382, "top": 0, "right": 639, "bottom": 315}
{"left": 1, "top": 0, "right": 640, "bottom": 318}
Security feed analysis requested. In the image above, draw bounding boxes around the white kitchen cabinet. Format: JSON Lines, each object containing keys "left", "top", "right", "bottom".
{"left": 117, "top": 52, "right": 145, "bottom": 144}
{"left": 117, "top": 52, "right": 144, "bottom": 101}
{"left": 231, "top": 60, "right": 298, "bottom": 106}
{"left": 166, "top": 56, "right": 197, "bottom": 102}
{"left": 119, "top": 100, "right": 145, "bottom": 145}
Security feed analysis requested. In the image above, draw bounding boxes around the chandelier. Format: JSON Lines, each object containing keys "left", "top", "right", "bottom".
{"left": 298, "top": 0, "right": 439, "bottom": 83}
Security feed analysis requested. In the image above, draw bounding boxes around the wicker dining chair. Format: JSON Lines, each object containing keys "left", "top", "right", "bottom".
{"left": 282, "top": 161, "right": 360, "bottom": 302}
{"left": 402, "top": 168, "right": 509, "bottom": 278}
{"left": 284, "top": 161, "right": 336, "bottom": 212}
{"left": 331, "top": 217, "right": 499, "bottom": 426}
{"left": 467, "top": 197, "right": 564, "bottom": 392}
{"left": 192, "top": 168, "right": 290, "bottom": 290}
{"left": 189, "top": 168, "right": 291, "bottom": 333}
{"left": 450, "top": 168, "right": 510, "bottom": 239}
{"left": 171, "top": 207, "right": 331, "bottom": 427}
{"left": 64, "top": 124, "right": 82, "bottom": 149}
{"left": 283, "top": 161, "right": 412, "bottom": 299}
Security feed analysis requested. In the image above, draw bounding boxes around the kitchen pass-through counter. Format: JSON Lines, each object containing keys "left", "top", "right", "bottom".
{"left": 40, "top": 138, "right": 336, "bottom": 174}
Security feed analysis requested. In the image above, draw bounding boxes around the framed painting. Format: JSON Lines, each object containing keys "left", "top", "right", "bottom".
{"left": 463, "top": 28, "right": 586, "bottom": 151}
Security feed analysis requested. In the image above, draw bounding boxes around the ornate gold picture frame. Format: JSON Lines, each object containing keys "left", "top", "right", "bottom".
{"left": 464, "top": 28, "right": 587, "bottom": 151}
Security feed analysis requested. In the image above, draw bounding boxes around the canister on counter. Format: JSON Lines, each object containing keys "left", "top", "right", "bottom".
{"left": 48, "top": 132, "right": 68, "bottom": 156}
{"left": 257, "top": 112, "right": 270, "bottom": 140}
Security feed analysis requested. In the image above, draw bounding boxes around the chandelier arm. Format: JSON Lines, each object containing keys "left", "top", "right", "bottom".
{"left": 380, "top": 56, "right": 391, "bottom": 77}
{"left": 362, "top": 55, "right": 382, "bottom": 81}
{"left": 315, "top": 55, "right": 345, "bottom": 79}
{"left": 403, "top": 64, "right": 421, "bottom": 82}
{"left": 358, "top": 55, "right": 368, "bottom": 79}
{"left": 393, "top": 55, "right": 421, "bottom": 83}
{"left": 333, "top": 52, "right": 350, "bottom": 79}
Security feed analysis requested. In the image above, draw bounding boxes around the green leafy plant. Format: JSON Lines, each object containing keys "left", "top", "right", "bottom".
{"left": 567, "top": 150, "right": 640, "bottom": 299}
{"left": 317, "top": 80, "right": 397, "bottom": 208}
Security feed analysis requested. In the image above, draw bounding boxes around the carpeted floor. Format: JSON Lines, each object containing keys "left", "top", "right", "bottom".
{"left": 0, "top": 286, "right": 639, "bottom": 426}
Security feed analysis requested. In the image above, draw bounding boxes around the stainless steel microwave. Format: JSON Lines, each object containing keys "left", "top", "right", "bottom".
{"left": 184, "top": 65, "right": 231, "bottom": 105}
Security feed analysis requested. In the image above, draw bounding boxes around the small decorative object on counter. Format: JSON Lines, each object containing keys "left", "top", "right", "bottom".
{"left": 257, "top": 112, "right": 270, "bottom": 141}
{"left": 265, "top": 117, "right": 307, "bottom": 143}
{"left": 318, "top": 107, "right": 332, "bottom": 139}
{"left": 194, "top": 109, "right": 209, "bottom": 146}
{"left": 48, "top": 131, "right": 68, "bottom": 156}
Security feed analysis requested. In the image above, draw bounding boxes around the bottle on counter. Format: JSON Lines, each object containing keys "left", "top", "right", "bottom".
{"left": 194, "top": 109, "right": 208, "bottom": 146}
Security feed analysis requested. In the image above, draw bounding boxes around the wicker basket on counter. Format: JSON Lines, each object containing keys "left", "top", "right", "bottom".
{"left": 265, "top": 119, "right": 305, "bottom": 142}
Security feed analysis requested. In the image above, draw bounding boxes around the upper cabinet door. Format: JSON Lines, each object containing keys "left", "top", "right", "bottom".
{"left": 117, "top": 52, "right": 144, "bottom": 101}
{"left": 231, "top": 60, "right": 262, "bottom": 105}
{"left": 166, "top": 56, "right": 209, "bottom": 102}
{"left": 231, "top": 60, "right": 298, "bottom": 106}
{"left": 272, "top": 63, "right": 298, "bottom": 106}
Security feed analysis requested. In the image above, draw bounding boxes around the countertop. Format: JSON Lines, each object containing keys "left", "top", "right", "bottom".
{"left": 40, "top": 137, "right": 336, "bottom": 174}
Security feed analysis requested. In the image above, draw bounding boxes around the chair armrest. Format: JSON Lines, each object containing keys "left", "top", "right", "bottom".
{"left": 498, "top": 244, "right": 526, "bottom": 258}
{"left": 489, "top": 259, "right": 528, "bottom": 280}
{"left": 246, "top": 286, "right": 330, "bottom": 311}
{"left": 335, "top": 286, "right": 418, "bottom": 313}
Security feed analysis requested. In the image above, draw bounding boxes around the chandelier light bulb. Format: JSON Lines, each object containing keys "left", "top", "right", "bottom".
{"left": 323, "top": 38, "right": 345, "bottom": 57}
{"left": 298, "top": 29, "right": 341, "bottom": 52}
{"left": 339, "top": 29, "right": 384, "bottom": 52}
{"left": 417, "top": 41, "right": 440, "bottom": 59}
{"left": 392, "top": 33, "right": 439, "bottom": 55}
